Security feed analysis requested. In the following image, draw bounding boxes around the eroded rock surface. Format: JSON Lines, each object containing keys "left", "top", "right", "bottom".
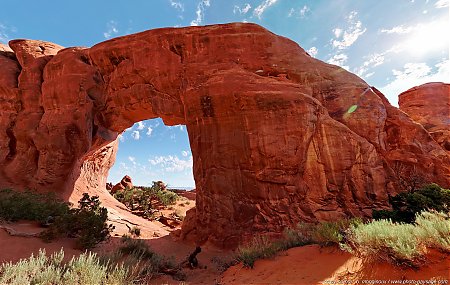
{"left": 111, "top": 175, "right": 133, "bottom": 193}
{"left": 399, "top": 82, "right": 450, "bottom": 151}
{"left": 0, "top": 24, "right": 449, "bottom": 248}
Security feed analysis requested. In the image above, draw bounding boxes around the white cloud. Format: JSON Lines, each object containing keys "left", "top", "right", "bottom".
{"left": 103, "top": 20, "right": 119, "bottom": 39}
{"left": 118, "top": 134, "right": 125, "bottom": 142}
{"left": 307, "top": 46, "right": 318, "bottom": 57}
{"left": 392, "top": 63, "right": 432, "bottom": 80}
{"left": 331, "top": 11, "right": 366, "bottom": 50}
{"left": 128, "top": 156, "right": 135, "bottom": 162}
{"left": 149, "top": 155, "right": 193, "bottom": 172}
{"left": 254, "top": 0, "right": 278, "bottom": 19}
{"left": 131, "top": 130, "right": 140, "bottom": 140}
{"left": 146, "top": 127, "right": 153, "bottom": 137}
{"left": 137, "top": 121, "right": 145, "bottom": 130}
{"left": 379, "top": 17, "right": 448, "bottom": 57}
{"left": 333, "top": 28, "right": 342, "bottom": 38}
{"left": 0, "top": 23, "right": 15, "bottom": 43}
{"left": 354, "top": 53, "right": 385, "bottom": 77}
{"left": 287, "top": 8, "right": 295, "bottom": 17}
{"left": 169, "top": 0, "right": 184, "bottom": 11}
{"left": 435, "top": 0, "right": 449, "bottom": 8}
{"left": 182, "top": 150, "right": 189, "bottom": 157}
{"left": 288, "top": 5, "right": 310, "bottom": 18}
{"left": 380, "top": 59, "right": 449, "bottom": 106}
{"left": 327, "top": 53, "right": 349, "bottom": 70}
{"left": 299, "top": 5, "right": 310, "bottom": 17}
{"left": 380, "top": 25, "right": 413, "bottom": 34}
{"left": 191, "top": 0, "right": 211, "bottom": 26}
{"left": 234, "top": 3, "right": 251, "bottom": 14}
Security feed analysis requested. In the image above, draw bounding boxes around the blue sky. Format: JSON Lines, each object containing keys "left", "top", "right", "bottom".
{"left": 1, "top": 0, "right": 448, "bottom": 187}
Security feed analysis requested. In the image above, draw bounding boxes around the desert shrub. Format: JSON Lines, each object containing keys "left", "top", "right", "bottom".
{"left": 140, "top": 181, "right": 179, "bottom": 206}
{"left": 210, "top": 255, "right": 239, "bottom": 272}
{"left": 41, "top": 193, "right": 114, "bottom": 249}
{"left": 278, "top": 223, "right": 315, "bottom": 249}
{"left": 237, "top": 236, "right": 280, "bottom": 268}
{"left": 343, "top": 211, "right": 450, "bottom": 266}
{"left": 113, "top": 181, "right": 179, "bottom": 219}
{"left": 0, "top": 189, "right": 70, "bottom": 224}
{"left": 373, "top": 183, "right": 450, "bottom": 223}
{"left": 0, "top": 249, "right": 129, "bottom": 285}
{"left": 129, "top": 226, "right": 141, "bottom": 237}
{"left": 414, "top": 211, "right": 450, "bottom": 252}
{"left": 277, "top": 219, "right": 362, "bottom": 250}
{"left": 0, "top": 189, "right": 113, "bottom": 250}
{"left": 118, "top": 236, "right": 179, "bottom": 277}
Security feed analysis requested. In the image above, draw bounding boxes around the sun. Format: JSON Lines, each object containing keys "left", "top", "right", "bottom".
{"left": 405, "top": 17, "right": 449, "bottom": 56}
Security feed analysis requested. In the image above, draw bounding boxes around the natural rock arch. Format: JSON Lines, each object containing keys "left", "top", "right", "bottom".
{"left": 0, "top": 23, "right": 448, "bottom": 247}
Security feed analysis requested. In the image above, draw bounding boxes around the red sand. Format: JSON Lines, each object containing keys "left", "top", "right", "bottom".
{"left": 1, "top": 195, "right": 448, "bottom": 285}
{"left": 221, "top": 245, "right": 449, "bottom": 285}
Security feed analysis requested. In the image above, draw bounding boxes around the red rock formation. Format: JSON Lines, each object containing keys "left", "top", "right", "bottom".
{"left": 399, "top": 82, "right": 450, "bottom": 151}
{"left": 111, "top": 175, "right": 133, "bottom": 193}
{"left": 0, "top": 24, "right": 449, "bottom": 248}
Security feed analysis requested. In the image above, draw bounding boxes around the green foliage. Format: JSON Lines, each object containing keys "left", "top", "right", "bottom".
{"left": 118, "top": 236, "right": 181, "bottom": 280}
{"left": 237, "top": 219, "right": 363, "bottom": 268}
{"left": 278, "top": 223, "right": 315, "bottom": 249}
{"left": 0, "top": 189, "right": 70, "bottom": 224}
{"left": 0, "top": 249, "right": 129, "bottom": 285}
{"left": 129, "top": 226, "right": 141, "bottom": 237}
{"left": 0, "top": 189, "right": 113, "bottom": 250}
{"left": 373, "top": 183, "right": 450, "bottom": 223}
{"left": 237, "top": 236, "right": 280, "bottom": 268}
{"left": 343, "top": 211, "right": 450, "bottom": 266}
{"left": 414, "top": 211, "right": 450, "bottom": 252}
{"left": 0, "top": 238, "right": 186, "bottom": 284}
{"left": 41, "top": 193, "right": 114, "bottom": 249}
{"left": 113, "top": 181, "right": 180, "bottom": 219}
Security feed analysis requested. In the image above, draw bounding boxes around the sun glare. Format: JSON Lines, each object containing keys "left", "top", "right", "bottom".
{"left": 405, "top": 17, "right": 449, "bottom": 56}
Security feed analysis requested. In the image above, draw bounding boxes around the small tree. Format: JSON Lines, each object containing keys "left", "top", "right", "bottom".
{"left": 392, "top": 161, "right": 426, "bottom": 193}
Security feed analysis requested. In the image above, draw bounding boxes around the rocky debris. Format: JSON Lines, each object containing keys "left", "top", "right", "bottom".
{"left": 399, "top": 82, "right": 450, "bottom": 151}
{"left": 0, "top": 23, "right": 449, "bottom": 248}
{"left": 110, "top": 175, "right": 133, "bottom": 194}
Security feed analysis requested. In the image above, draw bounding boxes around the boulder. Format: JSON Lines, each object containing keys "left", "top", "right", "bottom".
{"left": 111, "top": 175, "right": 133, "bottom": 193}
{"left": 399, "top": 82, "right": 450, "bottom": 151}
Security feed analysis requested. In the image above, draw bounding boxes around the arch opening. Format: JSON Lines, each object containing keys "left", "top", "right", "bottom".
{"left": 108, "top": 118, "right": 195, "bottom": 190}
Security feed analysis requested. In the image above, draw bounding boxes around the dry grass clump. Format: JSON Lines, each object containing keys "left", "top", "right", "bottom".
{"left": 343, "top": 211, "right": 450, "bottom": 266}
{"left": 0, "top": 249, "right": 128, "bottom": 285}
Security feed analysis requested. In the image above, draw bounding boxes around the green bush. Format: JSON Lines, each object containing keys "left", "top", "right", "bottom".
{"left": 373, "top": 183, "right": 450, "bottom": 223}
{"left": 237, "top": 236, "right": 280, "bottom": 268}
{"left": 0, "top": 189, "right": 70, "bottom": 224}
{"left": 0, "top": 249, "right": 129, "bottom": 285}
{"left": 0, "top": 238, "right": 185, "bottom": 284}
{"left": 41, "top": 193, "right": 114, "bottom": 249}
{"left": 118, "top": 236, "right": 181, "bottom": 280}
{"left": 237, "top": 219, "right": 363, "bottom": 268}
{"left": 0, "top": 189, "right": 113, "bottom": 250}
{"left": 343, "top": 211, "right": 450, "bottom": 266}
{"left": 414, "top": 211, "right": 450, "bottom": 252}
{"left": 113, "top": 181, "right": 180, "bottom": 219}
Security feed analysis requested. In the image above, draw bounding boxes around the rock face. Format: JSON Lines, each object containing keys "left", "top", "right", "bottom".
{"left": 399, "top": 82, "right": 450, "bottom": 151}
{"left": 0, "top": 24, "right": 449, "bottom": 248}
{"left": 111, "top": 175, "right": 133, "bottom": 193}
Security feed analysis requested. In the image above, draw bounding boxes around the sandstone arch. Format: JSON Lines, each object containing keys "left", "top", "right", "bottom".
{"left": 0, "top": 23, "right": 448, "bottom": 247}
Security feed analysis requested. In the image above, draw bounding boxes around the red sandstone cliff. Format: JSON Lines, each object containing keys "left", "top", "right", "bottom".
{"left": 399, "top": 82, "right": 450, "bottom": 151}
{"left": 0, "top": 24, "right": 449, "bottom": 247}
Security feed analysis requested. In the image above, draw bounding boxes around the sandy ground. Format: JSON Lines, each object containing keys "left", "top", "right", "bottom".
{"left": 221, "top": 245, "right": 450, "bottom": 285}
{"left": 0, "top": 189, "right": 231, "bottom": 284}
{"left": 1, "top": 190, "right": 448, "bottom": 285}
